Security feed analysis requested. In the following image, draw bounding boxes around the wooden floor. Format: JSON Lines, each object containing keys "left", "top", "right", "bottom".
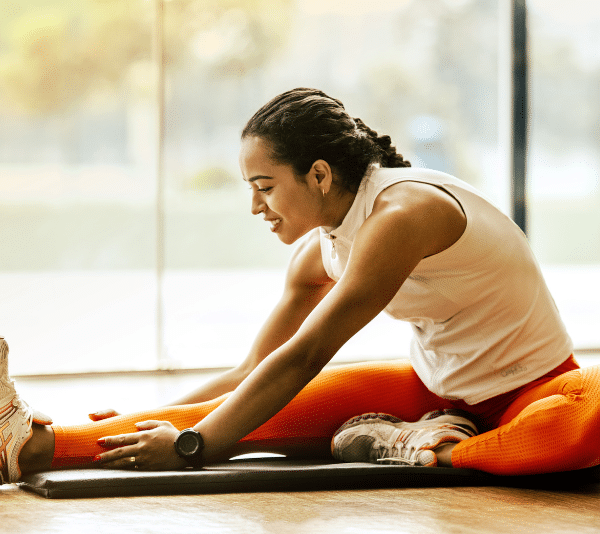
{"left": 5, "top": 357, "right": 600, "bottom": 534}
{"left": 3, "top": 480, "right": 600, "bottom": 533}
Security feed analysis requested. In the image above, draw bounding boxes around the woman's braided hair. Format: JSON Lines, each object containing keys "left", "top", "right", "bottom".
{"left": 242, "top": 88, "right": 410, "bottom": 194}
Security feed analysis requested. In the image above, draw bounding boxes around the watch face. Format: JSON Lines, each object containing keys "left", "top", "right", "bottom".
{"left": 178, "top": 433, "right": 200, "bottom": 455}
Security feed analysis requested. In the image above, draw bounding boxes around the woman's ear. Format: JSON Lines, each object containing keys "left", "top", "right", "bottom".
{"left": 309, "top": 159, "right": 334, "bottom": 194}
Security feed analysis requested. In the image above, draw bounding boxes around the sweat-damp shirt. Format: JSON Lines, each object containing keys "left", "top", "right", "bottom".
{"left": 319, "top": 167, "right": 573, "bottom": 404}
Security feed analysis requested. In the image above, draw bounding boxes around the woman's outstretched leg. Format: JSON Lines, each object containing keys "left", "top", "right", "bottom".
{"left": 19, "top": 359, "right": 450, "bottom": 476}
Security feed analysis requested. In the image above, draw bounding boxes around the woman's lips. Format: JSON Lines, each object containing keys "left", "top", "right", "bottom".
{"left": 265, "top": 217, "right": 282, "bottom": 232}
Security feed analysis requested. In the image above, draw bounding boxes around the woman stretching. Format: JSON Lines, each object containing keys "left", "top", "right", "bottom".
{"left": 2, "top": 88, "right": 599, "bottom": 485}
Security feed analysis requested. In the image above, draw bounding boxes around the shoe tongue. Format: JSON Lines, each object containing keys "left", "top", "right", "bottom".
{"left": 0, "top": 380, "right": 17, "bottom": 400}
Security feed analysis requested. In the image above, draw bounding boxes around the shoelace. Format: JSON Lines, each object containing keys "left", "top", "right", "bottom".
{"left": 374, "top": 427, "right": 422, "bottom": 465}
{"left": 376, "top": 455, "right": 418, "bottom": 466}
{"left": 374, "top": 422, "right": 478, "bottom": 465}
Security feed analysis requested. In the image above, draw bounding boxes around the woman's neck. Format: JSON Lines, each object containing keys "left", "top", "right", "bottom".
{"left": 322, "top": 186, "right": 358, "bottom": 230}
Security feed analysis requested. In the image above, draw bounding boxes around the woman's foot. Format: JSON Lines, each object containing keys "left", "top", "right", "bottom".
{"left": 0, "top": 337, "right": 35, "bottom": 483}
{"left": 0, "top": 337, "right": 53, "bottom": 483}
{"left": 331, "top": 409, "right": 479, "bottom": 467}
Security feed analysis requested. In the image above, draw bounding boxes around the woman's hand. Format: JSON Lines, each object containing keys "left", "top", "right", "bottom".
{"left": 89, "top": 408, "right": 121, "bottom": 421}
{"left": 95, "top": 420, "right": 189, "bottom": 471}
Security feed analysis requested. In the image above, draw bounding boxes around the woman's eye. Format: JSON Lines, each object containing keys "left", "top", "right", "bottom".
{"left": 247, "top": 184, "right": 272, "bottom": 193}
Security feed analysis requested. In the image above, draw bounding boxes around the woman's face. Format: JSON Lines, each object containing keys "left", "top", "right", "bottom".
{"left": 239, "top": 136, "right": 326, "bottom": 245}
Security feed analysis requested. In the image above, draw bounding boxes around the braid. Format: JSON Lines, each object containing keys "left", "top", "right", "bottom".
{"left": 354, "top": 118, "right": 411, "bottom": 169}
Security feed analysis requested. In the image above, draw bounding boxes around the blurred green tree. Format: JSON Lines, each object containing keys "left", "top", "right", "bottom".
{"left": 0, "top": 0, "right": 292, "bottom": 115}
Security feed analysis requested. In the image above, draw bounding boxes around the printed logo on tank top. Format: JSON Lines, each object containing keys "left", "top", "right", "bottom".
{"left": 499, "top": 362, "right": 528, "bottom": 378}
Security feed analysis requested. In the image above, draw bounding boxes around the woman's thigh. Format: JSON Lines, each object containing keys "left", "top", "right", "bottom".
{"left": 453, "top": 364, "right": 600, "bottom": 474}
{"left": 243, "top": 359, "right": 453, "bottom": 443}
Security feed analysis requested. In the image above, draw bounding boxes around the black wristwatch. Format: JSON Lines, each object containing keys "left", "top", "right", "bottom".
{"left": 174, "top": 428, "right": 205, "bottom": 468}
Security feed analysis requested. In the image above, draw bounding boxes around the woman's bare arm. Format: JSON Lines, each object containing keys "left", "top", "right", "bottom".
{"left": 166, "top": 230, "right": 335, "bottom": 406}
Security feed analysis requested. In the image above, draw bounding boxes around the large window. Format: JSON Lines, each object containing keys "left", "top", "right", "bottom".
{"left": 161, "top": 0, "right": 502, "bottom": 368}
{"left": 528, "top": 0, "right": 600, "bottom": 351}
{"left": 2, "top": 0, "right": 596, "bottom": 376}
{"left": 1, "top": 0, "right": 157, "bottom": 374}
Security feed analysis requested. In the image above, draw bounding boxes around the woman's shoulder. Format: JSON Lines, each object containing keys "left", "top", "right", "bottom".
{"left": 371, "top": 176, "right": 465, "bottom": 226}
{"left": 368, "top": 180, "right": 467, "bottom": 259}
{"left": 366, "top": 166, "right": 493, "bottom": 207}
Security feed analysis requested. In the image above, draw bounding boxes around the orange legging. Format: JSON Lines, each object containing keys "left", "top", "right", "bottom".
{"left": 51, "top": 355, "right": 600, "bottom": 476}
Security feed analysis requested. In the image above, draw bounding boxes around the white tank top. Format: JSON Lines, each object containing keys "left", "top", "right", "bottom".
{"left": 320, "top": 167, "right": 573, "bottom": 404}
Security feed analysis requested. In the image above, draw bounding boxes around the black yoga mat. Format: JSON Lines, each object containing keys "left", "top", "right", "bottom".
{"left": 18, "top": 458, "right": 600, "bottom": 499}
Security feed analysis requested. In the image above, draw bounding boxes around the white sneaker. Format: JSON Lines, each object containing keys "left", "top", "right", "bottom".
{"left": 331, "top": 409, "right": 479, "bottom": 467}
{"left": 0, "top": 337, "right": 34, "bottom": 484}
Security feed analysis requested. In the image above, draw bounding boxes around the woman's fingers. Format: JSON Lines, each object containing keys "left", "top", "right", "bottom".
{"left": 89, "top": 408, "right": 121, "bottom": 421}
{"left": 94, "top": 432, "right": 139, "bottom": 465}
{"left": 97, "top": 432, "right": 139, "bottom": 449}
{"left": 32, "top": 408, "right": 53, "bottom": 425}
{"left": 94, "top": 447, "right": 137, "bottom": 466}
{"left": 99, "top": 455, "right": 139, "bottom": 470}
{"left": 134, "top": 420, "right": 163, "bottom": 431}
{"left": 94, "top": 421, "right": 186, "bottom": 471}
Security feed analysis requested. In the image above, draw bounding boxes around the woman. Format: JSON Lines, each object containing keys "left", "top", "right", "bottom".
{"left": 2, "top": 88, "right": 599, "bottom": 484}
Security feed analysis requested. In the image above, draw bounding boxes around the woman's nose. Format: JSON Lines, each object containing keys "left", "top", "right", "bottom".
{"left": 250, "top": 191, "right": 265, "bottom": 215}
